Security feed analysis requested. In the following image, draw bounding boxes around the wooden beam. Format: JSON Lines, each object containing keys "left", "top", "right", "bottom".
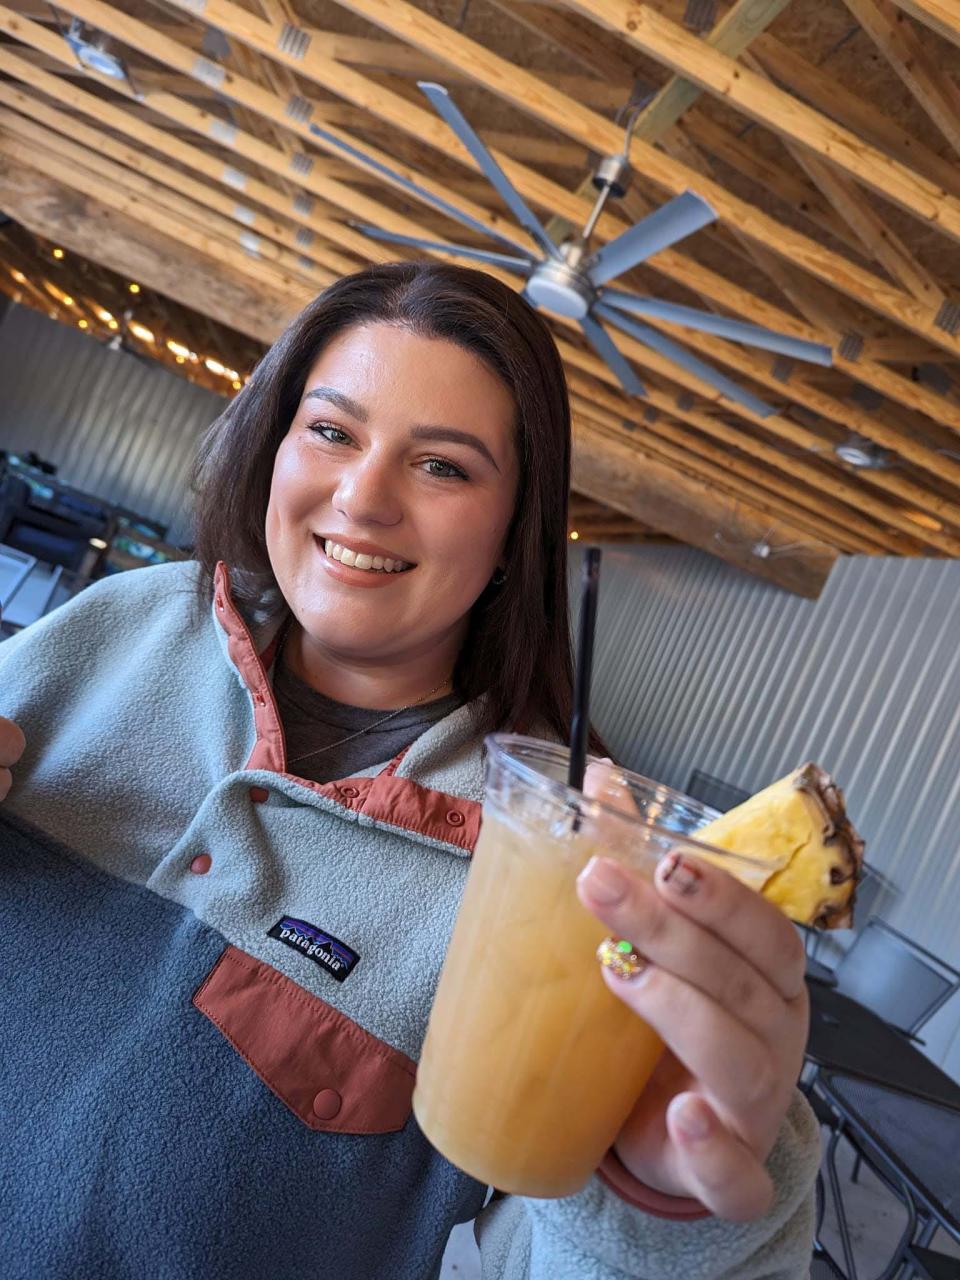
{"left": 749, "top": 32, "right": 960, "bottom": 200}
{"left": 0, "top": 159, "right": 297, "bottom": 342}
{"left": 570, "top": 415, "right": 838, "bottom": 598}
{"left": 0, "top": 109, "right": 356, "bottom": 287}
{"left": 0, "top": 89, "right": 364, "bottom": 279}
{"left": 842, "top": 0, "right": 960, "bottom": 162}
{"left": 135, "top": 0, "right": 960, "bottom": 363}
{"left": 487, "top": 1, "right": 640, "bottom": 81}
{"left": 676, "top": 111, "right": 868, "bottom": 257}
{"left": 563, "top": 2, "right": 960, "bottom": 242}
{"left": 627, "top": 0, "right": 795, "bottom": 145}
{"left": 890, "top": 0, "right": 960, "bottom": 49}
{"left": 0, "top": 131, "right": 323, "bottom": 307}
{"left": 770, "top": 143, "right": 943, "bottom": 308}
{"left": 0, "top": 59, "right": 392, "bottom": 270}
{"left": 539, "top": 0, "right": 795, "bottom": 242}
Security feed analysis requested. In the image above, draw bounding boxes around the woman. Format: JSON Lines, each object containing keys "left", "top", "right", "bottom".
{"left": 0, "top": 263, "right": 817, "bottom": 1279}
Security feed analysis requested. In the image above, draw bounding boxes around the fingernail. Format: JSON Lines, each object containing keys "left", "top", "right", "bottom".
{"left": 674, "top": 1096, "right": 713, "bottom": 1143}
{"left": 659, "top": 852, "right": 702, "bottom": 896}
{"left": 597, "top": 936, "right": 647, "bottom": 980}
{"left": 579, "top": 856, "right": 628, "bottom": 905}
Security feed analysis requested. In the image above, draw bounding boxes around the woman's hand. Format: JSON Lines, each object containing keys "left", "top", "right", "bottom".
{"left": 576, "top": 844, "right": 809, "bottom": 1222}
{"left": 0, "top": 715, "right": 26, "bottom": 801}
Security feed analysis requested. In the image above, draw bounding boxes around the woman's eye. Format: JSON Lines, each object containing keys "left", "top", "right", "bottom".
{"left": 310, "top": 422, "right": 351, "bottom": 444}
{"left": 424, "top": 457, "right": 468, "bottom": 480}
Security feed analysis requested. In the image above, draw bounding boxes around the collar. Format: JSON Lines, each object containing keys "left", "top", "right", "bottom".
{"left": 210, "top": 562, "right": 484, "bottom": 854}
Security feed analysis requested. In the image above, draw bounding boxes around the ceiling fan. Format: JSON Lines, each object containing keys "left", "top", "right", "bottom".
{"left": 309, "top": 83, "right": 833, "bottom": 418}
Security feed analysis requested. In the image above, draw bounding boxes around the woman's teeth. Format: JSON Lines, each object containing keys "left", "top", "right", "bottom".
{"left": 323, "top": 540, "right": 411, "bottom": 573}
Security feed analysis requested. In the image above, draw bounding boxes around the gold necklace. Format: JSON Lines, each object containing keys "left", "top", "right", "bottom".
{"left": 276, "top": 625, "right": 452, "bottom": 767}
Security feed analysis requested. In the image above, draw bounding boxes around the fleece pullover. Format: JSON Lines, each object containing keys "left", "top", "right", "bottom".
{"left": 0, "top": 560, "right": 819, "bottom": 1280}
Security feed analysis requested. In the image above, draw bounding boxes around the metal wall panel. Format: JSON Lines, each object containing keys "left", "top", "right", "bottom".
{"left": 0, "top": 304, "right": 226, "bottom": 544}
{"left": 571, "top": 543, "right": 960, "bottom": 1078}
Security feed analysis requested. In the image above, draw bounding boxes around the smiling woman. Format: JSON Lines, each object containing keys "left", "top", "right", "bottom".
{"left": 0, "top": 262, "right": 820, "bottom": 1280}
{"left": 192, "top": 262, "right": 576, "bottom": 746}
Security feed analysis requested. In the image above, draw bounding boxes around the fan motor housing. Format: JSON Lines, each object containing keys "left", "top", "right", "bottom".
{"left": 525, "top": 257, "right": 597, "bottom": 319}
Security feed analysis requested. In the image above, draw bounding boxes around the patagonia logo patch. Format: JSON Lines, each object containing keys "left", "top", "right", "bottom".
{"left": 267, "top": 916, "right": 360, "bottom": 983}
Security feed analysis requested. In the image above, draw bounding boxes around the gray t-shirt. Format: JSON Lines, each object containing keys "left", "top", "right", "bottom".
{"left": 272, "top": 657, "right": 462, "bottom": 785}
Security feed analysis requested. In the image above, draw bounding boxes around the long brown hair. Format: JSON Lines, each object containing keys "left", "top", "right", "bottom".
{"left": 192, "top": 262, "right": 575, "bottom": 743}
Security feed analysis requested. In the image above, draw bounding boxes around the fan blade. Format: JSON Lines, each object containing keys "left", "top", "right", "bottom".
{"left": 418, "top": 82, "right": 562, "bottom": 262}
{"left": 308, "top": 121, "right": 530, "bottom": 255}
{"left": 602, "top": 291, "right": 833, "bottom": 366}
{"left": 597, "top": 304, "right": 775, "bottom": 418}
{"left": 587, "top": 191, "right": 717, "bottom": 286}
{"left": 350, "top": 224, "right": 535, "bottom": 273}
{"left": 579, "top": 315, "right": 646, "bottom": 397}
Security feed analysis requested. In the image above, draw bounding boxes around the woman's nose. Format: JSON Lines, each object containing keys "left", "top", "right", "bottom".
{"left": 332, "top": 455, "right": 403, "bottom": 527}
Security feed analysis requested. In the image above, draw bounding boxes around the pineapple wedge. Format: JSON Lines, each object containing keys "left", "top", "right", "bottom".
{"left": 696, "top": 764, "right": 864, "bottom": 928}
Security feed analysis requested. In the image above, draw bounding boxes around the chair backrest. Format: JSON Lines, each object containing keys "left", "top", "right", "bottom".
{"left": 686, "top": 769, "right": 750, "bottom": 814}
{"left": 833, "top": 916, "right": 960, "bottom": 1036}
{"left": 1, "top": 561, "right": 66, "bottom": 631}
{"left": 0, "top": 543, "right": 37, "bottom": 608}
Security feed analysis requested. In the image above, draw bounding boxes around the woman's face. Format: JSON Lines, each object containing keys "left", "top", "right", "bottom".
{"left": 265, "top": 322, "right": 519, "bottom": 671}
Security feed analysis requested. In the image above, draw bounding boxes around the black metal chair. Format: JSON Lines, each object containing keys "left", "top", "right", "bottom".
{"left": 832, "top": 918, "right": 960, "bottom": 1042}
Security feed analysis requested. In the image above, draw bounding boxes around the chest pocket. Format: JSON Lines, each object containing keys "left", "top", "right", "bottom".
{"left": 193, "top": 945, "right": 416, "bottom": 1132}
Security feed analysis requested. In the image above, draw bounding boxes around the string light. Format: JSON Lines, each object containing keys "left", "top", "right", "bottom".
{"left": 96, "top": 307, "right": 114, "bottom": 323}
{"left": 107, "top": 319, "right": 119, "bottom": 331}
{"left": 176, "top": 355, "right": 186, "bottom": 364}
{"left": 52, "top": 247, "right": 65, "bottom": 259}
{"left": 232, "top": 379, "right": 242, "bottom": 390}
{"left": 569, "top": 530, "right": 580, "bottom": 541}
{"left": 128, "top": 282, "right": 140, "bottom": 294}
{"left": 166, "top": 340, "right": 191, "bottom": 359}
{"left": 129, "top": 322, "right": 155, "bottom": 343}
{"left": 11, "top": 269, "right": 26, "bottom": 284}
{"left": 78, "top": 319, "right": 89, "bottom": 330}
{"left": 204, "top": 357, "right": 225, "bottom": 375}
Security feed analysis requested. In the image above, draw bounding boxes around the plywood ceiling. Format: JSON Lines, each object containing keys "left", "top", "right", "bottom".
{"left": 2, "top": 0, "right": 960, "bottom": 595}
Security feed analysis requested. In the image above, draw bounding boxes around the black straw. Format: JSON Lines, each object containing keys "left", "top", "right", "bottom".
{"left": 568, "top": 546, "right": 602, "bottom": 793}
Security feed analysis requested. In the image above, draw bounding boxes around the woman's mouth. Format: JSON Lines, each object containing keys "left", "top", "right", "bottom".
{"left": 321, "top": 538, "right": 414, "bottom": 574}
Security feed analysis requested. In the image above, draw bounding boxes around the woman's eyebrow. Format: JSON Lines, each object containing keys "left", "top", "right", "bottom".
{"left": 303, "top": 387, "right": 368, "bottom": 421}
{"left": 410, "top": 426, "right": 500, "bottom": 472}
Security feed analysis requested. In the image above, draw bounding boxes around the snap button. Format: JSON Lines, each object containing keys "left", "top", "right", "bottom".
{"left": 340, "top": 785, "right": 360, "bottom": 799}
{"left": 249, "top": 786, "right": 269, "bottom": 804}
{"left": 190, "top": 853, "right": 212, "bottom": 875}
{"left": 312, "top": 1088, "right": 342, "bottom": 1121}
{"left": 445, "top": 809, "right": 465, "bottom": 827}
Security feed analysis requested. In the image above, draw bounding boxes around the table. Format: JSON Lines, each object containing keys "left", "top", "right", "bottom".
{"left": 805, "top": 981, "right": 960, "bottom": 1111}
{"left": 818, "top": 1071, "right": 960, "bottom": 1269}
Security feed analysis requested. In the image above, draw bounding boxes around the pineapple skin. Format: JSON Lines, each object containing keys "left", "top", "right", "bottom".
{"left": 695, "top": 764, "right": 864, "bottom": 928}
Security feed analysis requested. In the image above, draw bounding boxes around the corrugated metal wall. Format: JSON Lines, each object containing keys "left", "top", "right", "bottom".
{"left": 571, "top": 543, "right": 960, "bottom": 1078}
{"left": 0, "top": 304, "right": 226, "bottom": 544}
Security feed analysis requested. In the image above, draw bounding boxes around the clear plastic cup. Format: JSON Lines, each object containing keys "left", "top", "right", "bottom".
{"left": 413, "top": 734, "right": 766, "bottom": 1198}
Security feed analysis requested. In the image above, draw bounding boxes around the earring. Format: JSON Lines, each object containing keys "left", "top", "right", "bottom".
{"left": 491, "top": 566, "right": 507, "bottom": 587}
